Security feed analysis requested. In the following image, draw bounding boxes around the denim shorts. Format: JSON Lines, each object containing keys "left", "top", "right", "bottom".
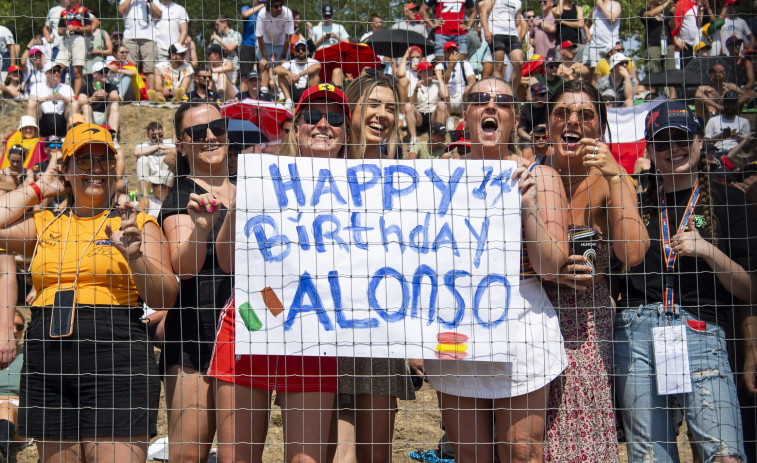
{"left": 614, "top": 304, "right": 745, "bottom": 463}
{"left": 434, "top": 32, "right": 468, "bottom": 56}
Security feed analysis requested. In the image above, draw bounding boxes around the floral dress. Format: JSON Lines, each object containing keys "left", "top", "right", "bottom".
{"left": 543, "top": 228, "right": 619, "bottom": 462}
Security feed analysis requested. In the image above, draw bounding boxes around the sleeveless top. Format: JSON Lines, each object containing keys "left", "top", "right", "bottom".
{"left": 557, "top": 4, "right": 579, "bottom": 43}
{"left": 490, "top": 0, "right": 522, "bottom": 37}
{"left": 589, "top": 4, "right": 619, "bottom": 50}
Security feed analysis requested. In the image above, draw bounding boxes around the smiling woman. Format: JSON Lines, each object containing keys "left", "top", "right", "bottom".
{"left": 0, "top": 123, "right": 177, "bottom": 463}
{"left": 345, "top": 73, "right": 401, "bottom": 159}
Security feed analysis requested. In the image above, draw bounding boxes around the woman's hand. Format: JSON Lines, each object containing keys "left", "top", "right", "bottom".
{"left": 106, "top": 203, "right": 143, "bottom": 260}
{"left": 187, "top": 192, "right": 221, "bottom": 231}
{"left": 512, "top": 162, "right": 538, "bottom": 210}
{"left": 580, "top": 138, "right": 621, "bottom": 179}
{"left": 558, "top": 255, "right": 596, "bottom": 290}
{"left": 36, "top": 166, "right": 70, "bottom": 199}
{"left": 671, "top": 215, "right": 714, "bottom": 259}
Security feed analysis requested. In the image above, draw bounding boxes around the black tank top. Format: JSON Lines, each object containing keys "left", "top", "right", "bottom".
{"left": 557, "top": 4, "right": 579, "bottom": 43}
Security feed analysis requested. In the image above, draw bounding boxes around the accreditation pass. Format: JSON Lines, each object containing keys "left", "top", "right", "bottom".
{"left": 652, "top": 325, "right": 693, "bottom": 395}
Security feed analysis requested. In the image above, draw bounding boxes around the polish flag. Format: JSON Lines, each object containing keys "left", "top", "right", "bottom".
{"left": 604, "top": 99, "right": 662, "bottom": 174}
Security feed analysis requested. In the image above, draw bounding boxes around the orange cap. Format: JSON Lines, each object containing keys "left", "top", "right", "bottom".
{"left": 61, "top": 123, "right": 117, "bottom": 162}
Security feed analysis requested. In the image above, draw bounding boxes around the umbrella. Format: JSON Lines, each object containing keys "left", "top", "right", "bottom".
{"left": 314, "top": 42, "right": 380, "bottom": 83}
{"left": 640, "top": 69, "right": 685, "bottom": 87}
{"left": 227, "top": 118, "right": 269, "bottom": 147}
{"left": 682, "top": 56, "right": 737, "bottom": 86}
{"left": 221, "top": 99, "right": 293, "bottom": 143}
{"left": 365, "top": 29, "right": 434, "bottom": 58}
{"left": 521, "top": 55, "right": 545, "bottom": 77}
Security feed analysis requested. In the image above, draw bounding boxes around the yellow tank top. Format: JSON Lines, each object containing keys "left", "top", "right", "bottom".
{"left": 30, "top": 209, "right": 159, "bottom": 307}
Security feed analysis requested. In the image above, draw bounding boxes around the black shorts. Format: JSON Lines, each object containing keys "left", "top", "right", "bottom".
{"left": 416, "top": 112, "right": 432, "bottom": 135}
{"left": 239, "top": 44, "right": 257, "bottom": 77}
{"left": 39, "top": 113, "right": 67, "bottom": 138}
{"left": 492, "top": 35, "right": 522, "bottom": 55}
{"left": 292, "top": 86, "right": 307, "bottom": 103}
{"left": 19, "top": 306, "right": 160, "bottom": 439}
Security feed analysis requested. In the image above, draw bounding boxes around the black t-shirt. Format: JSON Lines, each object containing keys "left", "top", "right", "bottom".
{"left": 556, "top": 4, "right": 579, "bottom": 44}
{"left": 187, "top": 89, "right": 221, "bottom": 102}
{"left": 518, "top": 102, "right": 547, "bottom": 135}
{"left": 82, "top": 75, "right": 117, "bottom": 113}
{"left": 623, "top": 182, "right": 757, "bottom": 328}
{"left": 639, "top": 7, "right": 673, "bottom": 48}
{"left": 235, "top": 90, "right": 273, "bottom": 101}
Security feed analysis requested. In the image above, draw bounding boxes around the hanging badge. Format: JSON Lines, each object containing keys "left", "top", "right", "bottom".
{"left": 652, "top": 325, "right": 692, "bottom": 395}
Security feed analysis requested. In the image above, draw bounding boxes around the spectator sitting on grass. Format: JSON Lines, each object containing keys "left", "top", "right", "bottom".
{"left": 149, "top": 42, "right": 193, "bottom": 103}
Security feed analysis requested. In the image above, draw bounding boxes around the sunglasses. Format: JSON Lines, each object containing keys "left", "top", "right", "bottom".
{"left": 47, "top": 143, "right": 62, "bottom": 149}
{"left": 450, "top": 129, "right": 468, "bottom": 142}
{"left": 51, "top": 67, "right": 62, "bottom": 74}
{"left": 301, "top": 109, "right": 345, "bottom": 127}
{"left": 533, "top": 134, "right": 549, "bottom": 140}
{"left": 151, "top": 133, "right": 164, "bottom": 140}
{"left": 75, "top": 153, "right": 117, "bottom": 172}
{"left": 651, "top": 133, "right": 697, "bottom": 152}
{"left": 525, "top": 15, "right": 535, "bottom": 19}
{"left": 196, "top": 75, "right": 212, "bottom": 80}
{"left": 465, "top": 92, "right": 517, "bottom": 108}
{"left": 295, "top": 46, "right": 307, "bottom": 52}
{"left": 551, "top": 107, "right": 597, "bottom": 123}
{"left": 183, "top": 118, "right": 228, "bottom": 141}
{"left": 547, "top": 63, "right": 559, "bottom": 68}
{"left": 14, "top": 323, "right": 24, "bottom": 332}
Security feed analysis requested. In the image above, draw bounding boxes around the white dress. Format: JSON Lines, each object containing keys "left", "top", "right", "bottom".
{"left": 425, "top": 277, "right": 567, "bottom": 399}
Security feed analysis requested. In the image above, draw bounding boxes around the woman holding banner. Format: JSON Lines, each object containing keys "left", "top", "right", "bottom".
{"left": 542, "top": 79, "right": 649, "bottom": 461}
{"left": 424, "top": 76, "right": 570, "bottom": 463}
{"left": 210, "top": 84, "right": 349, "bottom": 463}
{"left": 321, "top": 73, "right": 417, "bottom": 463}
{"left": 159, "top": 100, "right": 235, "bottom": 462}
{"left": 615, "top": 101, "right": 756, "bottom": 462}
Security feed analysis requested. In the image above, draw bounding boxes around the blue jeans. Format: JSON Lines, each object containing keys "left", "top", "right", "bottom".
{"left": 434, "top": 32, "right": 468, "bottom": 56}
{"left": 615, "top": 304, "right": 745, "bottom": 463}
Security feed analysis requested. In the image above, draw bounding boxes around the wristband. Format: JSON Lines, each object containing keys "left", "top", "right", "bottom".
{"left": 29, "top": 182, "right": 44, "bottom": 204}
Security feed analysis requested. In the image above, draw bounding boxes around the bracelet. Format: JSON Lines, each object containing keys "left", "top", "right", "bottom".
{"left": 28, "top": 182, "right": 44, "bottom": 204}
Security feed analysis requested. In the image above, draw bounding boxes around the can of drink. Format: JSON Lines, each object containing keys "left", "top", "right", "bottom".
{"left": 95, "top": 81, "right": 102, "bottom": 91}
{"left": 569, "top": 227, "right": 598, "bottom": 275}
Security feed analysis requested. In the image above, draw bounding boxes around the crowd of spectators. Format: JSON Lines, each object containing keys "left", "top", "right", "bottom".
{"left": 0, "top": 0, "right": 754, "bottom": 462}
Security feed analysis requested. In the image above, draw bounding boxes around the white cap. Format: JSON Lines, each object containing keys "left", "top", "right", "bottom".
{"left": 609, "top": 52, "right": 629, "bottom": 70}
{"left": 170, "top": 42, "right": 188, "bottom": 54}
{"left": 92, "top": 61, "right": 107, "bottom": 74}
{"left": 42, "top": 62, "right": 55, "bottom": 73}
{"left": 18, "top": 115, "right": 39, "bottom": 130}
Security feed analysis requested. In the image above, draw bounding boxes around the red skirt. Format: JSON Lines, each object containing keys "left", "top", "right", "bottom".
{"left": 207, "top": 301, "right": 338, "bottom": 393}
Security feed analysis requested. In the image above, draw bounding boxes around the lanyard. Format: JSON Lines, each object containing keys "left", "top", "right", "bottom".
{"left": 658, "top": 182, "right": 700, "bottom": 315}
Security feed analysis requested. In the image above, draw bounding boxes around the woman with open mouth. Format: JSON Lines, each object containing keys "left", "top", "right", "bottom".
{"left": 210, "top": 84, "right": 349, "bottom": 463}
{"left": 424, "top": 76, "right": 570, "bottom": 463}
{"left": 542, "top": 79, "right": 649, "bottom": 461}
{"left": 159, "top": 100, "right": 236, "bottom": 462}
{"left": 0, "top": 123, "right": 177, "bottom": 462}
{"left": 615, "top": 101, "right": 756, "bottom": 463}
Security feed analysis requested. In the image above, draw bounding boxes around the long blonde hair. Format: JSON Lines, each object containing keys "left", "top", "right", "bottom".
{"left": 344, "top": 73, "right": 401, "bottom": 159}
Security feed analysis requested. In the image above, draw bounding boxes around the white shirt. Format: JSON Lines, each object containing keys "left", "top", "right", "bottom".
{"left": 435, "top": 60, "right": 474, "bottom": 98}
{"left": 153, "top": 2, "right": 189, "bottom": 51}
{"left": 312, "top": 22, "right": 350, "bottom": 50}
{"left": 414, "top": 80, "right": 441, "bottom": 113}
{"left": 719, "top": 17, "right": 752, "bottom": 55}
{"left": 255, "top": 6, "right": 295, "bottom": 45}
{"left": 122, "top": 0, "right": 157, "bottom": 41}
{"left": 155, "top": 61, "right": 193, "bottom": 89}
{"left": 490, "top": 0, "right": 522, "bottom": 37}
{"left": 30, "top": 82, "right": 74, "bottom": 115}
{"left": 0, "top": 26, "right": 14, "bottom": 56}
{"left": 705, "top": 114, "right": 751, "bottom": 151}
{"left": 23, "top": 68, "right": 46, "bottom": 95}
{"left": 589, "top": 2, "right": 620, "bottom": 50}
{"left": 45, "top": 5, "right": 65, "bottom": 49}
{"left": 281, "top": 58, "right": 319, "bottom": 88}
{"left": 679, "top": 5, "right": 700, "bottom": 46}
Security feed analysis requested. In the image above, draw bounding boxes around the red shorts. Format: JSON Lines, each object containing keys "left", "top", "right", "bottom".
{"left": 208, "top": 304, "right": 338, "bottom": 393}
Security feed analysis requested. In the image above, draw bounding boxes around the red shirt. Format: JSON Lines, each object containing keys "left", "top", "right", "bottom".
{"left": 424, "top": 0, "right": 474, "bottom": 36}
{"left": 60, "top": 4, "right": 94, "bottom": 30}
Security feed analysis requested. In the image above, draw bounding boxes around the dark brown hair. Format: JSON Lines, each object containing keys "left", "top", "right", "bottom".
{"left": 173, "top": 100, "right": 222, "bottom": 177}
{"left": 547, "top": 79, "right": 608, "bottom": 140}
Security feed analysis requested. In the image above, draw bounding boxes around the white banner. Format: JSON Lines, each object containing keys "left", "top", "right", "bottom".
{"left": 234, "top": 155, "right": 523, "bottom": 362}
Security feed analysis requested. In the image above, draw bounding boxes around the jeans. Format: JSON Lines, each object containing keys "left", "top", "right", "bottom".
{"left": 615, "top": 304, "right": 745, "bottom": 462}
{"left": 434, "top": 32, "right": 468, "bottom": 56}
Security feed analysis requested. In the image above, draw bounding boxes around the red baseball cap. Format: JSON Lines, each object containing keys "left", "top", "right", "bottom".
{"left": 560, "top": 40, "right": 577, "bottom": 49}
{"left": 444, "top": 41, "right": 458, "bottom": 52}
{"left": 416, "top": 61, "right": 434, "bottom": 72}
{"left": 406, "top": 2, "right": 418, "bottom": 9}
{"left": 408, "top": 45, "right": 423, "bottom": 55}
{"left": 725, "top": 0, "right": 738, "bottom": 6}
{"left": 295, "top": 83, "right": 351, "bottom": 119}
{"left": 445, "top": 121, "right": 471, "bottom": 153}
{"left": 7, "top": 65, "right": 20, "bottom": 73}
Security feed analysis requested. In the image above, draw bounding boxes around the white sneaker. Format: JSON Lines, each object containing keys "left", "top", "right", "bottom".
{"left": 446, "top": 116, "right": 456, "bottom": 132}
{"left": 399, "top": 112, "right": 407, "bottom": 128}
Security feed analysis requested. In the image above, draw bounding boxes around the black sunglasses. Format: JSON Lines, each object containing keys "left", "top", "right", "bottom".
{"left": 183, "top": 118, "right": 228, "bottom": 141}
{"left": 14, "top": 323, "right": 24, "bottom": 332}
{"left": 651, "top": 133, "right": 697, "bottom": 152}
{"left": 302, "top": 109, "right": 345, "bottom": 127}
{"left": 51, "top": 67, "right": 62, "bottom": 74}
{"left": 295, "top": 45, "right": 307, "bottom": 52}
{"left": 465, "top": 92, "right": 517, "bottom": 108}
